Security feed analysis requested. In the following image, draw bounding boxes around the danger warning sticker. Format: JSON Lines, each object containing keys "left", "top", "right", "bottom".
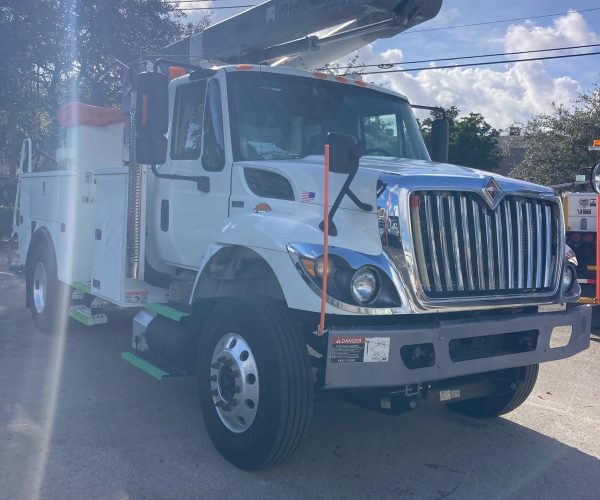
{"left": 330, "top": 336, "right": 390, "bottom": 363}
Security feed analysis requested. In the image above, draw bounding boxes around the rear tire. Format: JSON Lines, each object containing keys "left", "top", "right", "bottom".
{"left": 197, "top": 298, "right": 313, "bottom": 470}
{"left": 27, "top": 242, "right": 68, "bottom": 333}
{"left": 447, "top": 364, "right": 539, "bottom": 418}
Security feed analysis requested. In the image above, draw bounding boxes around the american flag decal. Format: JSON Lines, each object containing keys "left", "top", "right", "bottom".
{"left": 301, "top": 191, "right": 316, "bottom": 203}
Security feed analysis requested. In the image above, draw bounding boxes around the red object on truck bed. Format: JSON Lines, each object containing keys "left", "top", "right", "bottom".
{"left": 58, "top": 101, "right": 126, "bottom": 127}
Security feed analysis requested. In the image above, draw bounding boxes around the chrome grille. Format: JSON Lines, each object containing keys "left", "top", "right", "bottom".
{"left": 409, "top": 192, "right": 560, "bottom": 297}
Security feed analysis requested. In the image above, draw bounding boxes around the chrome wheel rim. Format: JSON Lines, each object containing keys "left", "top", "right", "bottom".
{"left": 33, "top": 262, "right": 47, "bottom": 314}
{"left": 210, "top": 333, "right": 259, "bottom": 433}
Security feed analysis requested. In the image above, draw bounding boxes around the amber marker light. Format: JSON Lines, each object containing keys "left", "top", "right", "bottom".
{"left": 253, "top": 202, "right": 272, "bottom": 213}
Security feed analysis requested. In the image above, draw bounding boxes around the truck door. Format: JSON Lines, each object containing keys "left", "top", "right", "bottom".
{"left": 155, "top": 76, "right": 228, "bottom": 269}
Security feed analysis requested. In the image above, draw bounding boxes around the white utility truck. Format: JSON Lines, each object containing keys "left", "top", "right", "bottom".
{"left": 13, "top": 0, "right": 591, "bottom": 469}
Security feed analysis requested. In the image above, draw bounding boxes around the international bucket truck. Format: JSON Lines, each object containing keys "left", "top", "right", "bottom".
{"left": 12, "top": 0, "right": 591, "bottom": 469}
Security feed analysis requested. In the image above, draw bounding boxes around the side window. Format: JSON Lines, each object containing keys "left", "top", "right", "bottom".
{"left": 171, "top": 80, "right": 207, "bottom": 160}
{"left": 202, "top": 79, "right": 226, "bottom": 171}
{"left": 362, "top": 114, "right": 400, "bottom": 157}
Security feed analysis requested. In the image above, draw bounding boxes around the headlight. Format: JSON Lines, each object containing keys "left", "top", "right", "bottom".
{"left": 562, "top": 266, "right": 574, "bottom": 291}
{"left": 351, "top": 267, "right": 379, "bottom": 304}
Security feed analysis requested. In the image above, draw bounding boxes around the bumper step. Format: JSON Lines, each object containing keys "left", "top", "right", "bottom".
{"left": 146, "top": 303, "right": 190, "bottom": 322}
{"left": 121, "top": 352, "right": 170, "bottom": 380}
{"left": 69, "top": 305, "right": 108, "bottom": 326}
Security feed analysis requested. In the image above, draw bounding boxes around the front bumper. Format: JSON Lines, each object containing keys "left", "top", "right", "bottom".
{"left": 324, "top": 304, "right": 591, "bottom": 389}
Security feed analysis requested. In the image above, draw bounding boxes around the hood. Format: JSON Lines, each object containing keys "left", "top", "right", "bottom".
{"left": 236, "top": 156, "right": 555, "bottom": 212}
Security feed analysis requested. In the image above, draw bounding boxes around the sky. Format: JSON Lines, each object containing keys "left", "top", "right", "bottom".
{"left": 184, "top": 0, "right": 600, "bottom": 129}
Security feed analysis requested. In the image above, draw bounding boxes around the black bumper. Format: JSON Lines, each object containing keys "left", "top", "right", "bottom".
{"left": 324, "top": 304, "right": 591, "bottom": 390}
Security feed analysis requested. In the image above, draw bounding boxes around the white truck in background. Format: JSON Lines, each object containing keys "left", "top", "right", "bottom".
{"left": 12, "top": 0, "right": 591, "bottom": 469}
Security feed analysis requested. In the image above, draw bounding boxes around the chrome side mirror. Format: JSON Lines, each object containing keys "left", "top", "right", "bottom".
{"left": 590, "top": 161, "right": 600, "bottom": 194}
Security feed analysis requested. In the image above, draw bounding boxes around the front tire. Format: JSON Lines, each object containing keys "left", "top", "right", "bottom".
{"left": 197, "top": 298, "right": 313, "bottom": 470}
{"left": 27, "top": 242, "right": 68, "bottom": 333}
{"left": 447, "top": 364, "right": 539, "bottom": 418}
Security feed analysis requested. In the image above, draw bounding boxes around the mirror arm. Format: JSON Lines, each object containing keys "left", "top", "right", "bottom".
{"left": 319, "top": 171, "right": 358, "bottom": 236}
{"left": 346, "top": 188, "right": 373, "bottom": 211}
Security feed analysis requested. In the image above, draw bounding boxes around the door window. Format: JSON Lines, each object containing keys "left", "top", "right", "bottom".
{"left": 171, "top": 80, "right": 208, "bottom": 160}
{"left": 202, "top": 79, "right": 225, "bottom": 171}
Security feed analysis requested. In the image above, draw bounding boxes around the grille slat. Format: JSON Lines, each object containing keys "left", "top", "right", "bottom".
{"left": 411, "top": 192, "right": 559, "bottom": 298}
{"left": 437, "top": 196, "right": 453, "bottom": 290}
{"left": 535, "top": 203, "right": 543, "bottom": 288}
{"left": 495, "top": 210, "right": 505, "bottom": 290}
{"left": 516, "top": 200, "right": 524, "bottom": 288}
{"left": 544, "top": 205, "right": 552, "bottom": 288}
{"left": 448, "top": 196, "right": 464, "bottom": 291}
{"left": 460, "top": 196, "right": 476, "bottom": 290}
{"left": 424, "top": 195, "right": 442, "bottom": 292}
{"left": 472, "top": 200, "right": 485, "bottom": 290}
{"left": 504, "top": 202, "right": 514, "bottom": 289}
{"left": 525, "top": 203, "right": 533, "bottom": 289}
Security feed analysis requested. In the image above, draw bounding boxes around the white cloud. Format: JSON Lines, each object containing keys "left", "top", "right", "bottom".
{"left": 505, "top": 11, "right": 599, "bottom": 54}
{"left": 364, "top": 12, "right": 598, "bottom": 129}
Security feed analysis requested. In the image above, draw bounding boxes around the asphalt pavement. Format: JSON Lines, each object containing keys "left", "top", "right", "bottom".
{"left": 1, "top": 247, "right": 599, "bottom": 500}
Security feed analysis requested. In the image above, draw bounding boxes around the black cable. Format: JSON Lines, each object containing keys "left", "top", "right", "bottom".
{"left": 359, "top": 50, "right": 600, "bottom": 75}
{"left": 329, "top": 43, "right": 600, "bottom": 71}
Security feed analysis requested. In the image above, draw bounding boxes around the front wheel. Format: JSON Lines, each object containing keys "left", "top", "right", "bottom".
{"left": 197, "top": 298, "right": 313, "bottom": 470}
{"left": 447, "top": 364, "right": 539, "bottom": 418}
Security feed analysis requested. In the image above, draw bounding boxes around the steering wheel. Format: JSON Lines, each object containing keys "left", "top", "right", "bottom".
{"left": 364, "top": 147, "right": 392, "bottom": 157}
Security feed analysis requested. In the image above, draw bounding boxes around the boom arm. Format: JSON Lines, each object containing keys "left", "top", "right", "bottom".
{"left": 160, "top": 0, "right": 443, "bottom": 69}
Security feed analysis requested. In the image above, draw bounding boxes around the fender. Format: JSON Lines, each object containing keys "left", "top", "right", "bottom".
{"left": 189, "top": 207, "right": 385, "bottom": 314}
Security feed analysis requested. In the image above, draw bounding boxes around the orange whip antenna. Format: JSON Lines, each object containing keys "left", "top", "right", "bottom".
{"left": 318, "top": 144, "right": 330, "bottom": 336}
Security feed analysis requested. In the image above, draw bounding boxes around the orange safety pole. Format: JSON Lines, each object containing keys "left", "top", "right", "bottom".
{"left": 596, "top": 193, "right": 600, "bottom": 304}
{"left": 318, "top": 144, "right": 330, "bottom": 336}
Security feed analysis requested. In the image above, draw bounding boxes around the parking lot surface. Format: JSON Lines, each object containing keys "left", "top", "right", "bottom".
{"left": 1, "top": 248, "right": 599, "bottom": 500}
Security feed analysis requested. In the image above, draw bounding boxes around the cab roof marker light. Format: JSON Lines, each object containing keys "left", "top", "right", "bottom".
{"left": 334, "top": 76, "right": 349, "bottom": 84}
{"left": 236, "top": 64, "right": 254, "bottom": 71}
{"left": 312, "top": 72, "right": 328, "bottom": 79}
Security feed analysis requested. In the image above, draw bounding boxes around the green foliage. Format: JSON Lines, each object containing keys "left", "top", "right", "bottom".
{"left": 0, "top": 1, "right": 210, "bottom": 173}
{"left": 511, "top": 86, "right": 600, "bottom": 185}
{"left": 420, "top": 106, "right": 503, "bottom": 171}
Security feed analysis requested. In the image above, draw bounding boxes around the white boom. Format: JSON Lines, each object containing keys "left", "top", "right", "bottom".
{"left": 160, "top": 0, "right": 443, "bottom": 69}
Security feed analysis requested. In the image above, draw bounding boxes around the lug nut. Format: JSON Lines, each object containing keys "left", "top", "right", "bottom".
{"left": 222, "top": 405, "right": 231, "bottom": 412}
{"left": 215, "top": 400, "right": 224, "bottom": 408}
{"left": 211, "top": 363, "right": 220, "bottom": 369}
{"left": 231, "top": 370, "right": 240, "bottom": 377}
{"left": 230, "top": 399, "right": 239, "bottom": 407}
{"left": 217, "top": 356, "right": 227, "bottom": 364}
{"left": 224, "top": 359, "right": 234, "bottom": 367}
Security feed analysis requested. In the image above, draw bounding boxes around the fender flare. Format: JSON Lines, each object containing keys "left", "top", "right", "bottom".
{"left": 189, "top": 244, "right": 288, "bottom": 305}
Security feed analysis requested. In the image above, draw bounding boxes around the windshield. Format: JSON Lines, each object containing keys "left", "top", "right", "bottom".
{"left": 227, "top": 71, "right": 430, "bottom": 162}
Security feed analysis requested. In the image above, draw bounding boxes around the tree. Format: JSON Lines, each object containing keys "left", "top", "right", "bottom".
{"left": 0, "top": 0, "right": 210, "bottom": 175}
{"left": 421, "top": 106, "right": 503, "bottom": 171}
{"left": 511, "top": 86, "right": 600, "bottom": 185}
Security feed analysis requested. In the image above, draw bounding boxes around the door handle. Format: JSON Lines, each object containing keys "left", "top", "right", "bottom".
{"left": 150, "top": 165, "right": 210, "bottom": 193}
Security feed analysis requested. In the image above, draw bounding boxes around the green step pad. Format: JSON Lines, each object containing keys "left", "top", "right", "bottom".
{"left": 121, "top": 352, "right": 170, "bottom": 380}
{"left": 146, "top": 303, "right": 190, "bottom": 322}
{"left": 72, "top": 281, "right": 91, "bottom": 294}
